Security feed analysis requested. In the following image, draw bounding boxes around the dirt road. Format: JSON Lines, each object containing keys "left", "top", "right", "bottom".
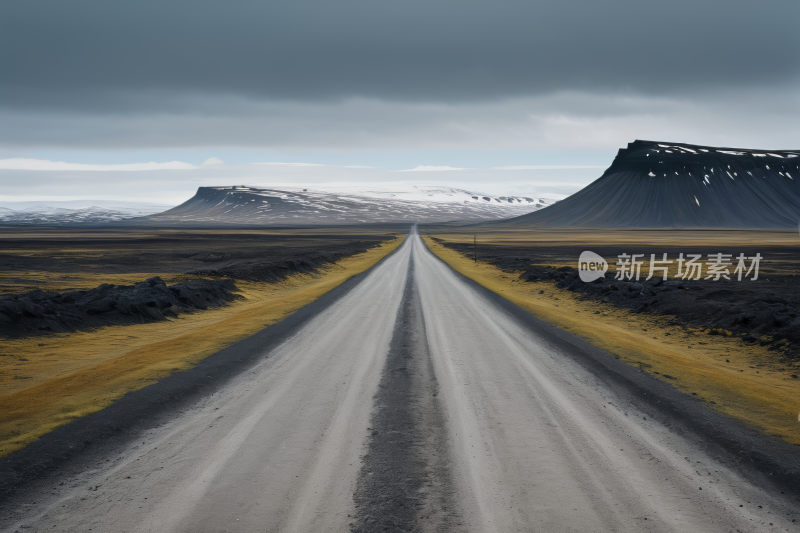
{"left": 3, "top": 228, "right": 798, "bottom": 532}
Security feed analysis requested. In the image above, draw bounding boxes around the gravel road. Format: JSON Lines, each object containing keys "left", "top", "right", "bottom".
{"left": 3, "top": 227, "right": 799, "bottom": 532}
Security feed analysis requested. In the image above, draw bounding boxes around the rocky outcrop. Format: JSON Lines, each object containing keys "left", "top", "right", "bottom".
{"left": 0, "top": 277, "right": 240, "bottom": 337}
{"left": 521, "top": 263, "right": 799, "bottom": 358}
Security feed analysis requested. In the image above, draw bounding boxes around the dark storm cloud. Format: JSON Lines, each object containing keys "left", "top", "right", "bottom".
{"left": 2, "top": 0, "right": 797, "bottom": 110}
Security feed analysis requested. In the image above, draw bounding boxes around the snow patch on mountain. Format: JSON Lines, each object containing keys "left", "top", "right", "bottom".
{"left": 0, "top": 205, "right": 167, "bottom": 225}
{"left": 152, "top": 185, "right": 556, "bottom": 225}
{"left": 503, "top": 140, "right": 800, "bottom": 229}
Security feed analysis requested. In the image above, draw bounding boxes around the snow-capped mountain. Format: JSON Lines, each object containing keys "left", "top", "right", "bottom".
{"left": 502, "top": 140, "right": 800, "bottom": 229}
{"left": 0, "top": 205, "right": 167, "bottom": 225}
{"left": 149, "top": 185, "right": 556, "bottom": 225}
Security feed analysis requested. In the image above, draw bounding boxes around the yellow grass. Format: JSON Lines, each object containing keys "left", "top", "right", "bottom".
{"left": 0, "top": 226, "right": 409, "bottom": 295}
{"left": 0, "top": 236, "right": 404, "bottom": 457}
{"left": 422, "top": 235, "right": 800, "bottom": 445}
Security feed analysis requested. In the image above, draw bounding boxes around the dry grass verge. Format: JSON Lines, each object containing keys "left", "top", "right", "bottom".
{"left": 422, "top": 235, "right": 800, "bottom": 445}
{"left": 0, "top": 236, "right": 404, "bottom": 457}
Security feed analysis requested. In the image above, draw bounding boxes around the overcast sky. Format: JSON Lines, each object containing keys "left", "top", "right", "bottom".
{"left": 1, "top": 0, "right": 798, "bottom": 205}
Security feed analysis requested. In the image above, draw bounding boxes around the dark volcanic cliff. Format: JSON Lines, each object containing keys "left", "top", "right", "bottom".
{"left": 503, "top": 140, "right": 800, "bottom": 229}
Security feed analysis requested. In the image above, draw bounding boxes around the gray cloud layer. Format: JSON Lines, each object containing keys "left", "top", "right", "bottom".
{"left": 3, "top": 0, "right": 797, "bottom": 107}
{"left": 2, "top": 90, "right": 797, "bottom": 152}
{"left": 1, "top": 0, "right": 798, "bottom": 155}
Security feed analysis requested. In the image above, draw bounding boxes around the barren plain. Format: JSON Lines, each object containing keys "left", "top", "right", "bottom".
{"left": 2, "top": 228, "right": 798, "bottom": 532}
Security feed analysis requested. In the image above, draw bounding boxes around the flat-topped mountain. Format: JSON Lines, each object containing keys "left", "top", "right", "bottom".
{"left": 148, "top": 185, "right": 555, "bottom": 225}
{"left": 500, "top": 140, "right": 800, "bottom": 229}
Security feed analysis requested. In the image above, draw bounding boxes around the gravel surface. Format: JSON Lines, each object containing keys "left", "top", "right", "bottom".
{"left": 352, "top": 255, "right": 459, "bottom": 531}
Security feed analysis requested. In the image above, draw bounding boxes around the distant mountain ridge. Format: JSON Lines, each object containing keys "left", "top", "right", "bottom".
{"left": 500, "top": 140, "right": 800, "bottom": 229}
{"left": 148, "top": 185, "right": 556, "bottom": 225}
{"left": 0, "top": 205, "right": 166, "bottom": 225}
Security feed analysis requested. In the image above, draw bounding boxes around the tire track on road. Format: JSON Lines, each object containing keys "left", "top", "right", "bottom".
{"left": 352, "top": 252, "right": 461, "bottom": 532}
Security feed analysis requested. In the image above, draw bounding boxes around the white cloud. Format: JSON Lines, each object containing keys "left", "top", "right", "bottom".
{"left": 202, "top": 157, "right": 224, "bottom": 165}
{"left": 493, "top": 165, "right": 605, "bottom": 170}
{"left": 400, "top": 165, "right": 469, "bottom": 172}
{"left": 0, "top": 162, "right": 598, "bottom": 206}
{"left": 0, "top": 158, "right": 197, "bottom": 171}
{"left": 252, "top": 162, "right": 326, "bottom": 167}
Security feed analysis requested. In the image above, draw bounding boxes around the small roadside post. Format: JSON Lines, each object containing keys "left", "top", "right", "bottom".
{"left": 474, "top": 234, "right": 477, "bottom": 263}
